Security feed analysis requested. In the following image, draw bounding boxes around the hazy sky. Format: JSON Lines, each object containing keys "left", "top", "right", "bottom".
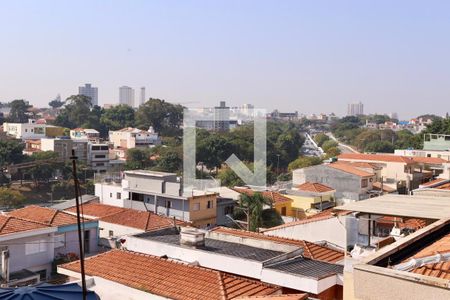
{"left": 1, "top": 1, "right": 450, "bottom": 119}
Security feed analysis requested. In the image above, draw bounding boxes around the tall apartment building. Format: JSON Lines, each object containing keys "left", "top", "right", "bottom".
{"left": 347, "top": 101, "right": 364, "bottom": 116}
{"left": 119, "top": 86, "right": 135, "bottom": 107}
{"left": 140, "top": 87, "right": 146, "bottom": 106}
{"left": 78, "top": 83, "right": 98, "bottom": 106}
{"left": 214, "top": 101, "right": 230, "bottom": 131}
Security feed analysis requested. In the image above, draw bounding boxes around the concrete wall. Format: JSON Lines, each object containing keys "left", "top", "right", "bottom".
{"left": 55, "top": 226, "right": 98, "bottom": 256}
{"left": 263, "top": 216, "right": 347, "bottom": 249}
{"left": 98, "top": 221, "right": 144, "bottom": 239}
{"left": 293, "top": 165, "right": 372, "bottom": 200}
{"left": 4, "top": 233, "right": 55, "bottom": 279}
{"left": 95, "top": 183, "right": 128, "bottom": 206}
{"left": 352, "top": 265, "right": 450, "bottom": 300}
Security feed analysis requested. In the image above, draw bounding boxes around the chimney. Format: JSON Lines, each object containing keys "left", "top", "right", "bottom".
{"left": 180, "top": 227, "right": 205, "bottom": 248}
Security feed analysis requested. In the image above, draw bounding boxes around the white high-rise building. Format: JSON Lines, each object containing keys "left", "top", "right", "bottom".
{"left": 140, "top": 87, "right": 146, "bottom": 106}
{"left": 119, "top": 86, "right": 135, "bottom": 107}
{"left": 78, "top": 83, "right": 98, "bottom": 106}
{"left": 347, "top": 102, "right": 364, "bottom": 116}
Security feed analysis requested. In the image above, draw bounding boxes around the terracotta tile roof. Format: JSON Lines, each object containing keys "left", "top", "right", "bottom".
{"left": 338, "top": 153, "right": 415, "bottom": 164}
{"left": 100, "top": 209, "right": 185, "bottom": 231}
{"left": 233, "top": 188, "right": 292, "bottom": 204}
{"left": 211, "top": 227, "right": 344, "bottom": 263}
{"left": 0, "top": 215, "right": 49, "bottom": 236}
{"left": 261, "top": 209, "right": 351, "bottom": 233}
{"left": 372, "top": 182, "right": 397, "bottom": 193}
{"left": 435, "top": 182, "right": 450, "bottom": 190}
{"left": 8, "top": 205, "right": 87, "bottom": 227}
{"left": 421, "top": 178, "right": 447, "bottom": 187}
{"left": 296, "top": 182, "right": 335, "bottom": 193}
{"left": 236, "top": 294, "right": 308, "bottom": 300}
{"left": 328, "top": 162, "right": 374, "bottom": 177}
{"left": 65, "top": 203, "right": 127, "bottom": 218}
{"left": 60, "top": 250, "right": 281, "bottom": 300}
{"left": 376, "top": 216, "right": 427, "bottom": 230}
{"left": 401, "top": 232, "right": 450, "bottom": 279}
{"left": 410, "top": 156, "right": 449, "bottom": 164}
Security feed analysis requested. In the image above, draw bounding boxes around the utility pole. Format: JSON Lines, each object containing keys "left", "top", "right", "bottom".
{"left": 71, "top": 150, "right": 87, "bottom": 300}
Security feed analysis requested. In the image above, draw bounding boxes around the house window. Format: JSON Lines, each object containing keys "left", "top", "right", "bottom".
{"left": 25, "top": 239, "right": 47, "bottom": 255}
{"left": 110, "top": 193, "right": 113, "bottom": 198}
{"left": 109, "top": 230, "right": 114, "bottom": 237}
{"left": 117, "top": 192, "right": 121, "bottom": 199}
{"left": 207, "top": 201, "right": 213, "bottom": 209}
{"left": 166, "top": 200, "right": 172, "bottom": 208}
{"left": 224, "top": 206, "right": 234, "bottom": 215}
{"left": 281, "top": 207, "right": 287, "bottom": 216}
{"left": 54, "top": 234, "right": 65, "bottom": 248}
{"left": 361, "top": 179, "right": 368, "bottom": 188}
{"left": 193, "top": 203, "right": 200, "bottom": 211}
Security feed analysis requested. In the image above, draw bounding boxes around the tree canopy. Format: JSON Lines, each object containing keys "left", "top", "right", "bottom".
{"left": 7, "top": 100, "right": 31, "bottom": 123}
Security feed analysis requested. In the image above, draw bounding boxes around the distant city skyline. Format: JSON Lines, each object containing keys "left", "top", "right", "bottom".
{"left": 1, "top": 1, "right": 450, "bottom": 119}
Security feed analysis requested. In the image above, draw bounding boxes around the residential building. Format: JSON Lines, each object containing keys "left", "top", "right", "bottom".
{"left": 423, "top": 133, "right": 450, "bottom": 151}
{"left": 119, "top": 86, "right": 134, "bottom": 107}
{"left": 58, "top": 249, "right": 286, "bottom": 300}
{"left": 233, "top": 187, "right": 295, "bottom": 218}
{"left": 40, "top": 138, "right": 74, "bottom": 160}
{"left": 395, "top": 148, "right": 450, "bottom": 162}
{"left": 293, "top": 161, "right": 377, "bottom": 201}
{"left": 8, "top": 206, "right": 98, "bottom": 256}
{"left": 286, "top": 182, "right": 336, "bottom": 218}
{"left": 88, "top": 143, "right": 110, "bottom": 172}
{"left": 139, "top": 86, "right": 145, "bottom": 106}
{"left": 347, "top": 102, "right": 364, "bottom": 116}
{"left": 78, "top": 83, "right": 98, "bottom": 106}
{"left": 23, "top": 139, "right": 42, "bottom": 155}
{"left": 108, "top": 127, "right": 160, "bottom": 152}
{"left": 337, "top": 153, "right": 447, "bottom": 191}
{"left": 123, "top": 226, "right": 344, "bottom": 298}
{"left": 3, "top": 120, "right": 64, "bottom": 140}
{"left": 94, "top": 170, "right": 219, "bottom": 227}
{"left": 64, "top": 202, "right": 184, "bottom": 247}
{"left": 69, "top": 128, "right": 100, "bottom": 143}
{"left": 261, "top": 209, "right": 351, "bottom": 250}
{"left": 335, "top": 195, "right": 450, "bottom": 300}
{"left": 269, "top": 110, "right": 299, "bottom": 121}
{"left": 214, "top": 101, "right": 230, "bottom": 131}
{"left": 0, "top": 215, "right": 57, "bottom": 286}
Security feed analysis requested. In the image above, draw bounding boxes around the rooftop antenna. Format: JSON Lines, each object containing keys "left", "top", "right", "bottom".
{"left": 70, "top": 149, "right": 87, "bottom": 300}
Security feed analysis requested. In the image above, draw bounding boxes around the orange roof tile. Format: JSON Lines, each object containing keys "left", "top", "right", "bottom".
{"left": 65, "top": 203, "right": 127, "bottom": 218}
{"left": 0, "top": 215, "right": 49, "bottom": 236}
{"left": 371, "top": 182, "right": 396, "bottom": 193}
{"left": 61, "top": 250, "right": 281, "bottom": 300}
{"left": 410, "top": 157, "right": 449, "bottom": 164}
{"left": 233, "top": 188, "right": 293, "bottom": 204}
{"left": 421, "top": 178, "right": 447, "bottom": 187}
{"left": 236, "top": 294, "right": 308, "bottom": 300}
{"left": 376, "top": 216, "right": 427, "bottom": 230}
{"left": 338, "top": 153, "right": 415, "bottom": 164}
{"left": 296, "top": 182, "right": 335, "bottom": 193}
{"left": 211, "top": 227, "right": 344, "bottom": 263}
{"left": 328, "top": 162, "right": 374, "bottom": 177}
{"left": 411, "top": 262, "right": 450, "bottom": 280}
{"left": 8, "top": 205, "right": 88, "bottom": 227}
{"left": 100, "top": 209, "right": 185, "bottom": 231}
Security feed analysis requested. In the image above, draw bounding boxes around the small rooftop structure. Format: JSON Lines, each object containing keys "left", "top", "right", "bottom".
{"left": 0, "top": 282, "right": 98, "bottom": 300}
{"left": 335, "top": 194, "right": 450, "bottom": 220}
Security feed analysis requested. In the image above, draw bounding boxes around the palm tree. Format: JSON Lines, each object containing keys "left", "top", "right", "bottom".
{"left": 239, "top": 192, "right": 272, "bottom": 232}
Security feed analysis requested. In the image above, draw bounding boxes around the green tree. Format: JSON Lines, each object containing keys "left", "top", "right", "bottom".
{"left": 364, "top": 141, "right": 395, "bottom": 153}
{"left": 26, "top": 151, "right": 61, "bottom": 187}
{"left": 314, "top": 133, "right": 330, "bottom": 147}
{"left": 8, "top": 100, "right": 31, "bottom": 123}
{"left": 100, "top": 104, "right": 136, "bottom": 131}
{"left": 48, "top": 99, "right": 64, "bottom": 109}
{"left": 136, "top": 98, "right": 183, "bottom": 136}
{"left": 237, "top": 192, "right": 272, "bottom": 232}
{"left": 217, "top": 167, "right": 245, "bottom": 187}
{"left": 54, "top": 95, "right": 93, "bottom": 129}
{"left": 125, "top": 148, "right": 154, "bottom": 170}
{"left": 0, "top": 187, "right": 25, "bottom": 209}
{"left": 0, "top": 140, "right": 25, "bottom": 166}
{"left": 197, "top": 134, "right": 233, "bottom": 170}
{"left": 288, "top": 156, "right": 323, "bottom": 171}
{"left": 155, "top": 150, "right": 182, "bottom": 173}
{"left": 325, "top": 146, "right": 341, "bottom": 158}
{"left": 321, "top": 140, "right": 339, "bottom": 152}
